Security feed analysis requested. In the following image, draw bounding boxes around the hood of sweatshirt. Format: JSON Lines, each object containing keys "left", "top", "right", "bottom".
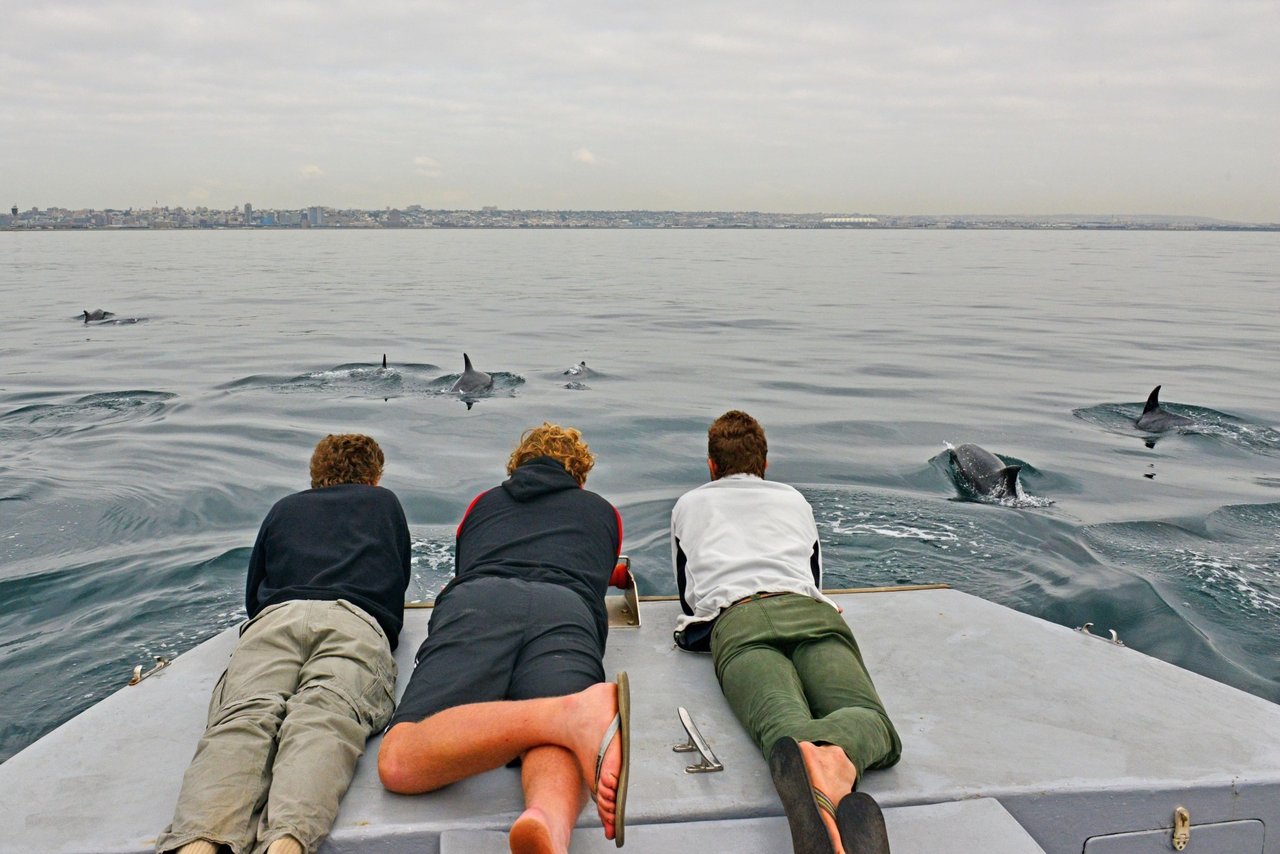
{"left": 501, "top": 456, "right": 580, "bottom": 502}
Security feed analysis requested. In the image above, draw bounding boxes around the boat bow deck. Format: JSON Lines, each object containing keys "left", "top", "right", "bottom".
{"left": 4, "top": 588, "right": 1279, "bottom": 853}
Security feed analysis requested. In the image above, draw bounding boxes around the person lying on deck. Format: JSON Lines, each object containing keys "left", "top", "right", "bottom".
{"left": 157, "top": 433, "right": 412, "bottom": 854}
{"left": 377, "top": 423, "right": 631, "bottom": 854}
{"left": 670, "top": 410, "right": 901, "bottom": 854}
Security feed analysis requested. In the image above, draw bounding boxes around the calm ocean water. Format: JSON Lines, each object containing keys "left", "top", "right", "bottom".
{"left": 2, "top": 228, "right": 1278, "bottom": 762}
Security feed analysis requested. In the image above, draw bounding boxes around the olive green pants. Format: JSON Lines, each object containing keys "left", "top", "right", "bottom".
{"left": 156, "top": 599, "right": 396, "bottom": 854}
{"left": 711, "top": 593, "right": 901, "bottom": 776}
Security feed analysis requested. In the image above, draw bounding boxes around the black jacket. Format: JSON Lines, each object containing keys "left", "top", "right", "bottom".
{"left": 246, "top": 483, "right": 412, "bottom": 648}
{"left": 442, "top": 456, "right": 622, "bottom": 647}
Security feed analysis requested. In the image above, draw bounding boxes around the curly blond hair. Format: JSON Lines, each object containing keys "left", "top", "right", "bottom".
{"left": 506, "top": 423, "right": 595, "bottom": 485}
{"left": 310, "top": 433, "right": 385, "bottom": 488}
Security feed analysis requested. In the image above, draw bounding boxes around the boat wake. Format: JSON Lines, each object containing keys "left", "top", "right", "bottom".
{"left": 1082, "top": 502, "right": 1280, "bottom": 695}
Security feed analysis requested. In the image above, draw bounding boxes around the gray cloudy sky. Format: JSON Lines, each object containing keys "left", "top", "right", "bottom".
{"left": 3, "top": 1, "right": 1278, "bottom": 220}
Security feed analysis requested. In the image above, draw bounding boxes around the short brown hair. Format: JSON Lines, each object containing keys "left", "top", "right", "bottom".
{"left": 310, "top": 434, "right": 385, "bottom": 488}
{"left": 708, "top": 410, "right": 767, "bottom": 478}
{"left": 507, "top": 423, "right": 595, "bottom": 486}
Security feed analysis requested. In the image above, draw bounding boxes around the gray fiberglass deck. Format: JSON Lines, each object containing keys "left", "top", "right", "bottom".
{"left": 3, "top": 588, "right": 1279, "bottom": 853}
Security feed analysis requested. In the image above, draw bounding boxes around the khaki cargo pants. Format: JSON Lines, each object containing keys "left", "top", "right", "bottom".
{"left": 156, "top": 599, "right": 396, "bottom": 854}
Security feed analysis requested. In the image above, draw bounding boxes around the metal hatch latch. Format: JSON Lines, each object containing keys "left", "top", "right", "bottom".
{"left": 673, "top": 706, "right": 724, "bottom": 773}
{"left": 1172, "top": 806, "right": 1191, "bottom": 851}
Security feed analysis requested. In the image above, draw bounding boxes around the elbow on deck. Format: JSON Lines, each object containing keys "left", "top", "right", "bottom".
{"left": 376, "top": 723, "right": 426, "bottom": 794}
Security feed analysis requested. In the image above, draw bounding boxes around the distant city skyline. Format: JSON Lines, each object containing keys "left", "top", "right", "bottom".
{"left": 7, "top": 204, "right": 1274, "bottom": 231}
{"left": 4, "top": 2, "right": 1278, "bottom": 222}
{"left": 4, "top": 201, "right": 1277, "bottom": 226}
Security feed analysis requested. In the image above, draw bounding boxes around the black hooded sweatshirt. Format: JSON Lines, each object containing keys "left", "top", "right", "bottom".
{"left": 245, "top": 483, "right": 412, "bottom": 648}
{"left": 440, "top": 456, "right": 622, "bottom": 648}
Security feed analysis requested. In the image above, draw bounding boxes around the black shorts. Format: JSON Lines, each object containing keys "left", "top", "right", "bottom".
{"left": 388, "top": 576, "right": 605, "bottom": 727}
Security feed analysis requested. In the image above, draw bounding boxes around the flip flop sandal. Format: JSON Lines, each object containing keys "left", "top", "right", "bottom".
{"left": 767, "top": 736, "right": 837, "bottom": 854}
{"left": 836, "top": 791, "right": 891, "bottom": 853}
{"left": 593, "top": 672, "right": 631, "bottom": 847}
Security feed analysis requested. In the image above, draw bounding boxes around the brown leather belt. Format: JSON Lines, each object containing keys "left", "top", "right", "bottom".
{"left": 729, "top": 591, "right": 789, "bottom": 609}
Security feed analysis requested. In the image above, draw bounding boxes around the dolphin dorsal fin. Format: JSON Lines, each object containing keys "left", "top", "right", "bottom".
{"left": 463, "top": 353, "right": 473, "bottom": 371}
{"left": 1143, "top": 386, "right": 1162, "bottom": 414}
{"left": 1000, "top": 465, "right": 1023, "bottom": 495}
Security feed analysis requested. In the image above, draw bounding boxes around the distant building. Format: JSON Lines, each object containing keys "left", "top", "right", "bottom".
{"left": 307, "top": 206, "right": 324, "bottom": 227}
{"left": 244, "top": 203, "right": 253, "bottom": 224}
{"left": 821, "top": 216, "right": 879, "bottom": 226}
{"left": 10, "top": 204, "right": 16, "bottom": 217}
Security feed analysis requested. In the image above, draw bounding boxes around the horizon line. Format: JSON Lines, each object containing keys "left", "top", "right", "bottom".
{"left": 6, "top": 205, "right": 1277, "bottom": 226}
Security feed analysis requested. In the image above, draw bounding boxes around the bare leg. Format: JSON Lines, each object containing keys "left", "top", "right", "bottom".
{"left": 799, "top": 741, "right": 858, "bottom": 854}
{"left": 378, "top": 681, "right": 621, "bottom": 839}
{"left": 265, "top": 836, "right": 303, "bottom": 854}
{"left": 509, "top": 746, "right": 586, "bottom": 854}
{"left": 175, "top": 842, "right": 219, "bottom": 854}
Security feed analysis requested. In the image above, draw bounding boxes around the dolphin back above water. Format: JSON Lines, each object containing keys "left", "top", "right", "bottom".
{"left": 1135, "top": 385, "right": 1194, "bottom": 432}
{"left": 83, "top": 309, "right": 115, "bottom": 322}
{"left": 450, "top": 353, "right": 494, "bottom": 394}
{"left": 948, "top": 443, "right": 1022, "bottom": 499}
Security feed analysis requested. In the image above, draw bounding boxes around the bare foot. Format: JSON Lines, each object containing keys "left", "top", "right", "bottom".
{"left": 558, "top": 681, "right": 622, "bottom": 840}
{"left": 510, "top": 807, "right": 562, "bottom": 854}
{"left": 798, "top": 741, "right": 859, "bottom": 854}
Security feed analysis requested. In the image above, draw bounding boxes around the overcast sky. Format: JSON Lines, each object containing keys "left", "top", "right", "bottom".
{"left": 3, "top": 1, "right": 1277, "bottom": 220}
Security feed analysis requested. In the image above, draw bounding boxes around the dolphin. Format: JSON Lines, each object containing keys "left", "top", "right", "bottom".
{"left": 450, "top": 353, "right": 493, "bottom": 394}
{"left": 381, "top": 354, "right": 387, "bottom": 369}
{"left": 948, "top": 443, "right": 1022, "bottom": 499}
{"left": 1135, "top": 385, "right": 1193, "bottom": 432}
{"left": 82, "top": 309, "right": 115, "bottom": 323}
{"left": 563, "top": 360, "right": 590, "bottom": 377}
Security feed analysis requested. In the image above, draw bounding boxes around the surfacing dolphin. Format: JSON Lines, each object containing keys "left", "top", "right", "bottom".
{"left": 450, "top": 353, "right": 494, "bottom": 394}
{"left": 83, "top": 309, "right": 115, "bottom": 323}
{"left": 948, "top": 443, "right": 1022, "bottom": 499}
{"left": 1135, "top": 385, "right": 1194, "bottom": 432}
{"left": 563, "top": 360, "right": 590, "bottom": 377}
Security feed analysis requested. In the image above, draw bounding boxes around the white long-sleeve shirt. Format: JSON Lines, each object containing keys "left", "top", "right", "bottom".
{"left": 670, "top": 474, "right": 838, "bottom": 638}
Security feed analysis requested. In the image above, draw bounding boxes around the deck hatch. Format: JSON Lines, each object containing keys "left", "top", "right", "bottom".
{"left": 1082, "top": 817, "right": 1263, "bottom": 854}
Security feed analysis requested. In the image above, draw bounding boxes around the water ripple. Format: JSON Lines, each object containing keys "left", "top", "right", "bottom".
{"left": 0, "top": 391, "right": 177, "bottom": 439}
